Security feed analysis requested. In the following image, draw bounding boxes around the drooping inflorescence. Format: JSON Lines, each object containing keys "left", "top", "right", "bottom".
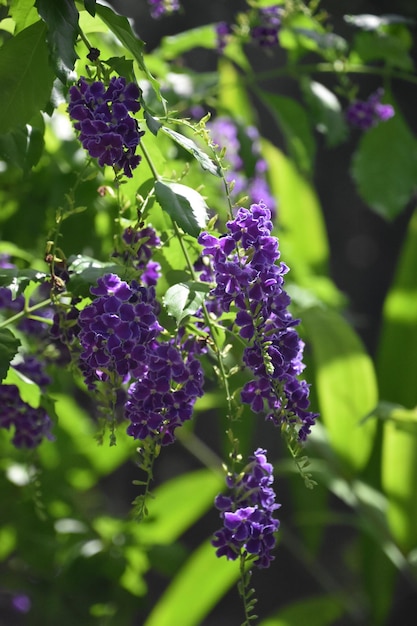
{"left": 208, "top": 117, "right": 277, "bottom": 217}
{"left": 68, "top": 76, "right": 144, "bottom": 177}
{"left": 199, "top": 202, "right": 317, "bottom": 441}
{"left": 0, "top": 384, "right": 53, "bottom": 448}
{"left": 345, "top": 89, "right": 394, "bottom": 130}
{"left": 212, "top": 448, "right": 280, "bottom": 568}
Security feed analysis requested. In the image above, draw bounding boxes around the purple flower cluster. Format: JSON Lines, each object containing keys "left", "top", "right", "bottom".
{"left": 345, "top": 89, "right": 394, "bottom": 130}
{"left": 251, "top": 5, "right": 282, "bottom": 47}
{"left": 77, "top": 273, "right": 204, "bottom": 444}
{"left": 0, "top": 384, "right": 53, "bottom": 448}
{"left": 215, "top": 5, "right": 282, "bottom": 53}
{"left": 148, "top": 0, "right": 180, "bottom": 19}
{"left": 208, "top": 117, "right": 277, "bottom": 217}
{"left": 198, "top": 202, "right": 317, "bottom": 441}
{"left": 78, "top": 274, "right": 162, "bottom": 389}
{"left": 68, "top": 76, "right": 144, "bottom": 177}
{"left": 125, "top": 337, "right": 204, "bottom": 445}
{"left": 212, "top": 448, "right": 280, "bottom": 568}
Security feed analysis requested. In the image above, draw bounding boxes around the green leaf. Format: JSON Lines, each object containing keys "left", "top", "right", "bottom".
{"left": 377, "top": 209, "right": 417, "bottom": 406}
{"left": 258, "top": 594, "right": 344, "bottom": 626}
{"left": 3, "top": 366, "right": 41, "bottom": 408}
{"left": 0, "top": 328, "right": 21, "bottom": 382}
{"left": 155, "top": 181, "right": 208, "bottom": 238}
{"left": 83, "top": 0, "right": 96, "bottom": 17}
{"left": 0, "top": 268, "right": 47, "bottom": 297}
{"left": 0, "top": 115, "right": 45, "bottom": 170}
{"left": 160, "top": 127, "right": 221, "bottom": 177}
{"left": 94, "top": 3, "right": 166, "bottom": 113}
{"left": 138, "top": 469, "right": 223, "bottom": 545}
{"left": 260, "top": 142, "right": 328, "bottom": 273}
{"left": 159, "top": 24, "right": 216, "bottom": 60}
{"left": 351, "top": 109, "right": 417, "bottom": 219}
{"left": 35, "top": 0, "right": 79, "bottom": 76}
{"left": 350, "top": 30, "right": 413, "bottom": 71}
{"left": 144, "top": 111, "right": 163, "bottom": 136}
{"left": 163, "top": 281, "right": 210, "bottom": 323}
{"left": 257, "top": 91, "right": 315, "bottom": 173}
{"left": 377, "top": 208, "right": 417, "bottom": 552}
{"left": 218, "top": 59, "right": 255, "bottom": 126}
{"left": 301, "top": 79, "right": 348, "bottom": 147}
{"left": 302, "top": 306, "right": 378, "bottom": 473}
{"left": 67, "top": 255, "right": 122, "bottom": 297}
{"left": 0, "top": 20, "right": 55, "bottom": 134}
{"left": 9, "top": 0, "right": 38, "bottom": 33}
{"left": 143, "top": 539, "right": 240, "bottom": 626}
{"left": 382, "top": 420, "right": 417, "bottom": 552}
{"left": 293, "top": 28, "right": 347, "bottom": 53}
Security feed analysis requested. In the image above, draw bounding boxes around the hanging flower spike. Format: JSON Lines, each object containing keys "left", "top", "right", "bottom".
{"left": 212, "top": 448, "right": 280, "bottom": 568}
{"left": 148, "top": 0, "right": 181, "bottom": 19}
{"left": 199, "top": 202, "right": 317, "bottom": 441}
{"left": 68, "top": 76, "right": 144, "bottom": 177}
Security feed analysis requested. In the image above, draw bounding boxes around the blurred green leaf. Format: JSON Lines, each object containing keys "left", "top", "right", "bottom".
{"left": 259, "top": 594, "right": 345, "bottom": 626}
{"left": 94, "top": 3, "right": 167, "bottom": 113}
{"left": 350, "top": 30, "right": 413, "bottom": 70}
{"left": 67, "top": 255, "right": 121, "bottom": 297}
{"left": 159, "top": 24, "right": 216, "bottom": 60}
{"left": 218, "top": 59, "right": 255, "bottom": 126}
{"left": 160, "top": 127, "right": 221, "bottom": 177}
{"left": 0, "top": 328, "right": 20, "bottom": 382}
{"left": 382, "top": 421, "right": 417, "bottom": 553}
{"left": 0, "top": 116, "right": 45, "bottom": 170}
{"left": 0, "top": 20, "right": 55, "bottom": 134}
{"left": 143, "top": 539, "right": 240, "bottom": 626}
{"left": 35, "top": 0, "right": 79, "bottom": 76}
{"left": 155, "top": 180, "right": 208, "bottom": 238}
{"left": 258, "top": 91, "right": 315, "bottom": 173}
{"left": 261, "top": 142, "right": 328, "bottom": 273}
{"left": 138, "top": 469, "right": 223, "bottom": 545}
{"left": 3, "top": 366, "right": 41, "bottom": 407}
{"left": 351, "top": 111, "right": 417, "bottom": 219}
{"left": 302, "top": 306, "right": 378, "bottom": 473}
{"left": 301, "top": 79, "right": 348, "bottom": 147}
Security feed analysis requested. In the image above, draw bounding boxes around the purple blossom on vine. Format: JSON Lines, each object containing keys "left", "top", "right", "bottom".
{"left": 148, "top": 0, "right": 180, "bottom": 19}
{"left": 212, "top": 448, "right": 280, "bottom": 568}
{"left": 251, "top": 5, "right": 282, "bottom": 47}
{"left": 68, "top": 76, "right": 144, "bottom": 177}
{"left": 198, "top": 202, "right": 317, "bottom": 441}
{"left": 0, "top": 384, "right": 53, "bottom": 448}
{"left": 208, "top": 117, "right": 277, "bottom": 217}
{"left": 345, "top": 89, "right": 394, "bottom": 130}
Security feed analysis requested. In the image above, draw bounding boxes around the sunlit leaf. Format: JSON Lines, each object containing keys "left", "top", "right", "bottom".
{"left": 155, "top": 180, "right": 208, "bottom": 238}
{"left": 163, "top": 281, "right": 210, "bottom": 323}
{"left": 0, "top": 328, "right": 21, "bottom": 382}
{"left": 302, "top": 306, "right": 378, "bottom": 473}
{"left": 259, "top": 594, "right": 345, "bottom": 626}
{"left": 143, "top": 539, "right": 240, "bottom": 626}
{"left": 160, "top": 127, "right": 221, "bottom": 177}
{"left": 0, "top": 20, "right": 55, "bottom": 134}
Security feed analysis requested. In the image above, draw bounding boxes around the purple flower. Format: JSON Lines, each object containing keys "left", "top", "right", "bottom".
{"left": 148, "top": 0, "right": 180, "bottom": 19}
{"left": 208, "top": 117, "right": 277, "bottom": 217}
{"left": 0, "top": 384, "right": 53, "bottom": 448}
{"left": 198, "top": 202, "right": 317, "bottom": 441}
{"left": 212, "top": 448, "right": 280, "bottom": 568}
{"left": 68, "top": 76, "right": 144, "bottom": 177}
{"left": 346, "top": 89, "right": 394, "bottom": 130}
{"left": 215, "top": 22, "right": 233, "bottom": 53}
{"left": 251, "top": 6, "right": 282, "bottom": 47}
{"left": 78, "top": 274, "right": 162, "bottom": 388}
